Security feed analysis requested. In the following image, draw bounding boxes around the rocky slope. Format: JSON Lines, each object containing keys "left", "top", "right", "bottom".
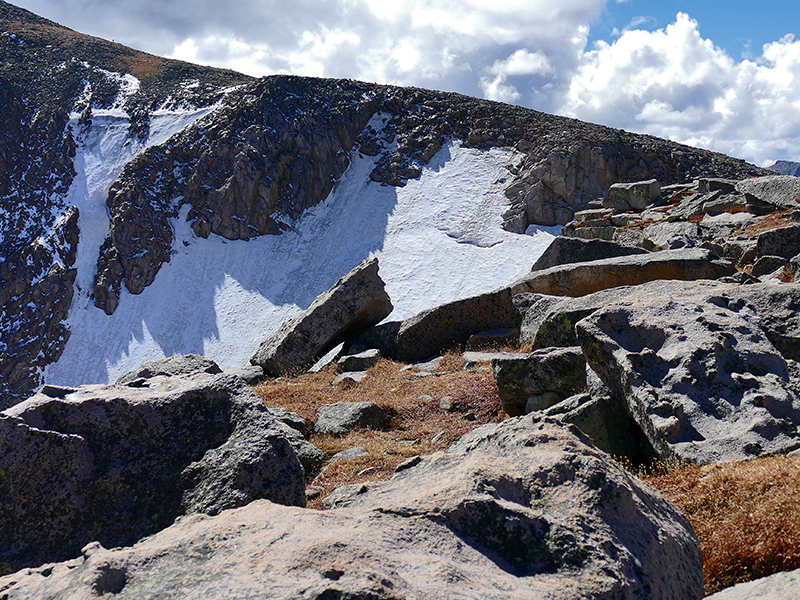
{"left": 0, "top": 1, "right": 770, "bottom": 407}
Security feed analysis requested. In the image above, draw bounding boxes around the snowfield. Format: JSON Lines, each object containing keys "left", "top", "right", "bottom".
{"left": 44, "top": 114, "right": 560, "bottom": 386}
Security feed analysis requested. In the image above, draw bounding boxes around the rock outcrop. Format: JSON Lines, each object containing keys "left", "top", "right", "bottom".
{"left": 0, "top": 372, "right": 306, "bottom": 572}
{"left": 0, "top": 416, "right": 704, "bottom": 599}
{"left": 575, "top": 282, "right": 800, "bottom": 463}
{"left": 250, "top": 258, "right": 392, "bottom": 376}
{"left": 510, "top": 247, "right": 735, "bottom": 297}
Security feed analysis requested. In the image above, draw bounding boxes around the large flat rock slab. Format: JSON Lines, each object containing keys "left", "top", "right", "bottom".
{"left": 510, "top": 248, "right": 734, "bottom": 297}
{"left": 575, "top": 283, "right": 800, "bottom": 463}
{"left": 705, "top": 568, "right": 800, "bottom": 600}
{"left": 251, "top": 258, "right": 393, "bottom": 376}
{"left": 0, "top": 416, "right": 703, "bottom": 600}
{"left": 0, "top": 373, "right": 305, "bottom": 571}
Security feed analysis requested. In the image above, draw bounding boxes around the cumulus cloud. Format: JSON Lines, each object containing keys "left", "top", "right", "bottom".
{"left": 559, "top": 13, "right": 800, "bottom": 165}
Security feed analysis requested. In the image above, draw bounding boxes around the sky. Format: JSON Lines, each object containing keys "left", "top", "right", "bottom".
{"left": 11, "top": 0, "right": 800, "bottom": 167}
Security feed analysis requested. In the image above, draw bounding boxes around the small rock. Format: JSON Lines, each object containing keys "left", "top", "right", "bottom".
{"left": 332, "top": 371, "right": 369, "bottom": 386}
{"left": 314, "top": 402, "right": 387, "bottom": 436}
{"left": 328, "top": 447, "right": 369, "bottom": 463}
{"left": 337, "top": 349, "right": 381, "bottom": 372}
{"left": 439, "top": 397, "right": 454, "bottom": 411}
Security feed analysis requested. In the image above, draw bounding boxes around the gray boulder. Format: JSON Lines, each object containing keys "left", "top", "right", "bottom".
{"left": 313, "top": 401, "right": 387, "bottom": 436}
{"left": 464, "top": 327, "right": 519, "bottom": 349}
{"left": 251, "top": 258, "right": 393, "bottom": 376}
{"left": 491, "top": 347, "right": 587, "bottom": 416}
{"left": 510, "top": 248, "right": 735, "bottom": 297}
{"left": 224, "top": 364, "right": 266, "bottom": 384}
{"left": 575, "top": 283, "right": 800, "bottom": 463}
{"left": 337, "top": 348, "right": 381, "bottom": 372}
{"left": 705, "top": 568, "right": 800, "bottom": 600}
{"left": 641, "top": 221, "right": 699, "bottom": 250}
{"left": 530, "top": 237, "right": 648, "bottom": 271}
{"left": 116, "top": 353, "right": 222, "bottom": 384}
{"left": 355, "top": 287, "right": 521, "bottom": 363}
{"left": 0, "top": 417, "right": 703, "bottom": 600}
{"left": 603, "top": 179, "right": 661, "bottom": 211}
{"left": 265, "top": 407, "right": 309, "bottom": 434}
{"left": 755, "top": 224, "right": 800, "bottom": 259}
{"left": 736, "top": 175, "right": 800, "bottom": 210}
{"left": 0, "top": 373, "right": 305, "bottom": 572}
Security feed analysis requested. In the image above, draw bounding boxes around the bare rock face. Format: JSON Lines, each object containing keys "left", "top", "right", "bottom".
{"left": 704, "top": 568, "right": 800, "bottom": 600}
{"left": 531, "top": 237, "right": 649, "bottom": 272}
{"left": 250, "top": 258, "right": 392, "bottom": 376}
{"left": 0, "top": 373, "right": 306, "bottom": 572}
{"left": 0, "top": 207, "right": 79, "bottom": 408}
{"left": 0, "top": 416, "right": 703, "bottom": 600}
{"left": 510, "top": 248, "right": 735, "bottom": 298}
{"left": 575, "top": 282, "right": 800, "bottom": 463}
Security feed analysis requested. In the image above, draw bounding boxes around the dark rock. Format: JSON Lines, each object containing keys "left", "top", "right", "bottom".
{"left": 575, "top": 282, "right": 800, "bottom": 463}
{"left": 0, "top": 417, "right": 703, "bottom": 600}
{"left": 464, "top": 327, "right": 519, "bottom": 350}
{"left": 265, "top": 407, "right": 309, "bottom": 434}
{"left": 337, "top": 348, "right": 381, "bottom": 372}
{"left": 313, "top": 401, "right": 387, "bottom": 436}
{"left": 755, "top": 224, "right": 800, "bottom": 259}
{"left": 0, "top": 373, "right": 306, "bottom": 571}
{"left": 751, "top": 255, "right": 788, "bottom": 277}
{"left": 699, "top": 177, "right": 739, "bottom": 194}
{"left": 544, "top": 368, "right": 656, "bottom": 465}
{"left": 251, "top": 258, "right": 392, "bottom": 376}
{"left": 116, "top": 354, "right": 222, "bottom": 384}
{"left": 492, "top": 347, "right": 587, "bottom": 416}
{"left": 530, "top": 237, "right": 648, "bottom": 272}
{"left": 510, "top": 248, "right": 735, "bottom": 298}
{"left": 358, "top": 287, "right": 521, "bottom": 363}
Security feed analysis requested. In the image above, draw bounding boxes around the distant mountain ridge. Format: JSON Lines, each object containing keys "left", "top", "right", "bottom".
{"left": 0, "top": 0, "right": 771, "bottom": 405}
{"left": 768, "top": 160, "right": 800, "bottom": 177}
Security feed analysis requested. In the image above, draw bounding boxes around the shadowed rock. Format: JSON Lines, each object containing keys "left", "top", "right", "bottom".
{"left": 251, "top": 258, "right": 392, "bottom": 376}
{"left": 530, "top": 236, "right": 648, "bottom": 271}
{"left": 0, "top": 373, "right": 306, "bottom": 572}
{"left": 0, "top": 415, "right": 702, "bottom": 599}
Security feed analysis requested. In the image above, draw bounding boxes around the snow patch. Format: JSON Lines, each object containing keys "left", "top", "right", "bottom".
{"left": 45, "top": 138, "right": 559, "bottom": 387}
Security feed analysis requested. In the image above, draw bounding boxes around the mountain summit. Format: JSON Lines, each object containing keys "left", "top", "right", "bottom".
{"left": 0, "top": 1, "right": 768, "bottom": 406}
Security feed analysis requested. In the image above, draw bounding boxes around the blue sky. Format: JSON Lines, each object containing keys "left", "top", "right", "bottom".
{"left": 11, "top": 0, "right": 800, "bottom": 167}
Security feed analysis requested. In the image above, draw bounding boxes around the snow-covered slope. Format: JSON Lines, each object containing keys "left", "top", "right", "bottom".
{"left": 45, "top": 122, "right": 559, "bottom": 386}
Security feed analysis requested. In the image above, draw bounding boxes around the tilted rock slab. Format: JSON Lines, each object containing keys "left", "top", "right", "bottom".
{"left": 530, "top": 236, "right": 649, "bottom": 272}
{"left": 353, "top": 286, "right": 522, "bottom": 363}
{"left": 510, "top": 248, "right": 735, "bottom": 297}
{"left": 575, "top": 282, "right": 800, "bottom": 463}
{"left": 735, "top": 175, "right": 800, "bottom": 211}
{"left": 251, "top": 258, "right": 392, "bottom": 376}
{"left": 0, "top": 373, "right": 305, "bottom": 571}
{"left": 0, "top": 416, "right": 703, "bottom": 600}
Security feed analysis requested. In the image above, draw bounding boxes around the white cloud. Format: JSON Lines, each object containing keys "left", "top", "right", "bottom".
{"left": 559, "top": 13, "right": 800, "bottom": 166}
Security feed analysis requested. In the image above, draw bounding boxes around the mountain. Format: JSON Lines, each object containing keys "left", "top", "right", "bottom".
{"left": 768, "top": 160, "right": 800, "bottom": 177}
{"left": 0, "top": 1, "right": 769, "bottom": 407}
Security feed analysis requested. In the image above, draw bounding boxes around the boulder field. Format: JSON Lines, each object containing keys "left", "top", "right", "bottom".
{"left": 5, "top": 175, "right": 800, "bottom": 597}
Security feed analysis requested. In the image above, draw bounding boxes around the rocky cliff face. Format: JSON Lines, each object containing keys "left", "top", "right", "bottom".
{"left": 0, "top": 1, "right": 769, "bottom": 406}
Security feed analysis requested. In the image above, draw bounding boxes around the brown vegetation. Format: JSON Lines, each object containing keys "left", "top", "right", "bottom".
{"left": 645, "top": 455, "right": 800, "bottom": 595}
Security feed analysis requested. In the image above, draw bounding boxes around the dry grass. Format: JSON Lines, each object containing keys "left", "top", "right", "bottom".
{"left": 254, "top": 352, "right": 506, "bottom": 508}
{"left": 644, "top": 455, "right": 800, "bottom": 595}
{"left": 738, "top": 209, "right": 794, "bottom": 237}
